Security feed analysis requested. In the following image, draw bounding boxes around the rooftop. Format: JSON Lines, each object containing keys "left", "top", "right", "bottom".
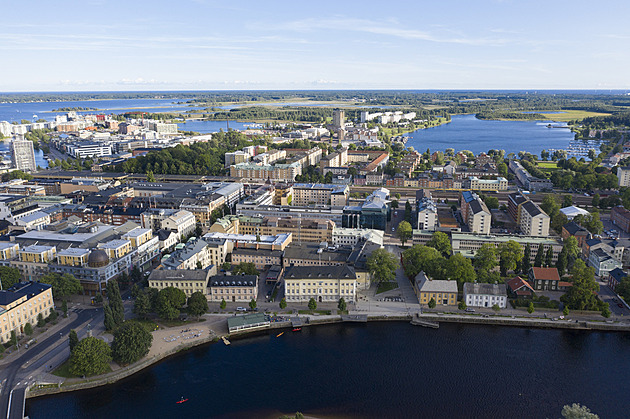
{"left": 530, "top": 267, "right": 561, "bottom": 281}
{"left": 284, "top": 264, "right": 357, "bottom": 280}
{"left": 0, "top": 281, "right": 52, "bottom": 307}
{"left": 463, "top": 282, "right": 507, "bottom": 296}
{"left": 415, "top": 272, "right": 458, "bottom": 293}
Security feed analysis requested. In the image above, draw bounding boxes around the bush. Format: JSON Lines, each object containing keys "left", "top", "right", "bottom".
{"left": 24, "top": 323, "right": 33, "bottom": 336}
{"left": 458, "top": 301, "right": 467, "bottom": 310}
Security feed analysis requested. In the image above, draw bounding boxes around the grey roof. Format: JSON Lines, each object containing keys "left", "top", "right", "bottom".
{"left": 283, "top": 243, "right": 349, "bottom": 263}
{"left": 284, "top": 265, "right": 357, "bottom": 280}
{"left": 231, "top": 248, "right": 283, "bottom": 258}
{"left": 415, "top": 272, "right": 458, "bottom": 293}
{"left": 469, "top": 198, "right": 489, "bottom": 215}
{"left": 149, "top": 269, "right": 210, "bottom": 283}
{"left": 563, "top": 221, "right": 588, "bottom": 236}
{"left": 521, "top": 201, "right": 544, "bottom": 217}
{"left": 227, "top": 313, "right": 268, "bottom": 330}
{"left": 463, "top": 282, "right": 507, "bottom": 297}
{"left": 161, "top": 238, "right": 209, "bottom": 269}
{"left": 0, "top": 281, "right": 51, "bottom": 307}
{"left": 209, "top": 274, "right": 258, "bottom": 287}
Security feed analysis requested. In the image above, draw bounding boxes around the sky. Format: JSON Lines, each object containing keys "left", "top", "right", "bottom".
{"left": 1, "top": 0, "right": 629, "bottom": 91}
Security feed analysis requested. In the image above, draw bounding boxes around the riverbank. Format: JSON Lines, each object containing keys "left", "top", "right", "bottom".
{"left": 25, "top": 309, "right": 630, "bottom": 400}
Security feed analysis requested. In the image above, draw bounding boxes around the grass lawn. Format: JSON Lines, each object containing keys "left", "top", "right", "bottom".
{"left": 53, "top": 360, "right": 113, "bottom": 379}
{"left": 376, "top": 281, "right": 400, "bottom": 294}
{"left": 536, "top": 161, "right": 558, "bottom": 169}
{"left": 539, "top": 109, "right": 611, "bottom": 122}
{"left": 297, "top": 309, "right": 332, "bottom": 315}
{"left": 131, "top": 319, "right": 160, "bottom": 333}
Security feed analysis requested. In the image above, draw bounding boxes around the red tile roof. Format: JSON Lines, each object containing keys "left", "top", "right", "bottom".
{"left": 507, "top": 276, "right": 535, "bottom": 293}
{"left": 530, "top": 267, "right": 561, "bottom": 282}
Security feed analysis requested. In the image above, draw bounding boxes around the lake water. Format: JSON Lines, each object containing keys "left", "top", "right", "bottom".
{"left": 25, "top": 322, "right": 630, "bottom": 419}
{"left": 406, "top": 114, "right": 575, "bottom": 156}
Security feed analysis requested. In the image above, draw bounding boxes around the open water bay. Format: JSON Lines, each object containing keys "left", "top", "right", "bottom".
{"left": 26, "top": 322, "right": 630, "bottom": 419}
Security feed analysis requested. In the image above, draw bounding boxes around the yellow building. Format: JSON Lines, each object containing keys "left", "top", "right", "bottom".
{"left": 19, "top": 245, "right": 56, "bottom": 263}
{"left": 208, "top": 274, "right": 258, "bottom": 302}
{"left": 414, "top": 272, "right": 458, "bottom": 306}
{"left": 148, "top": 269, "right": 212, "bottom": 298}
{"left": 122, "top": 227, "right": 153, "bottom": 247}
{"left": 0, "top": 282, "right": 54, "bottom": 343}
{"left": 57, "top": 248, "right": 90, "bottom": 267}
{"left": 283, "top": 265, "right": 357, "bottom": 303}
{"left": 0, "top": 242, "right": 19, "bottom": 260}
{"left": 98, "top": 239, "right": 132, "bottom": 259}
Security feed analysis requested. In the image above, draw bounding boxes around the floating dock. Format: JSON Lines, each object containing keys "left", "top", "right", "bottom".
{"left": 411, "top": 315, "right": 440, "bottom": 328}
{"left": 341, "top": 314, "right": 368, "bottom": 323}
{"left": 221, "top": 336, "right": 231, "bottom": 345}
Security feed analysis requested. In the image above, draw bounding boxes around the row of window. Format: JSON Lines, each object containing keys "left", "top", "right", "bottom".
{"left": 287, "top": 289, "right": 353, "bottom": 294}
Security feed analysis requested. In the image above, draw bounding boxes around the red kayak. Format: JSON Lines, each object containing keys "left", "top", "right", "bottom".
{"left": 293, "top": 328, "right": 302, "bottom": 332}
{"left": 177, "top": 398, "right": 188, "bottom": 404}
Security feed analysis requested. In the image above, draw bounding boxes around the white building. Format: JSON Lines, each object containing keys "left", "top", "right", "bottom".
{"left": 332, "top": 228, "right": 384, "bottom": 247}
{"left": 11, "top": 138, "right": 37, "bottom": 172}
{"left": 66, "top": 142, "right": 113, "bottom": 158}
{"left": 519, "top": 201, "right": 550, "bottom": 237}
{"left": 463, "top": 282, "right": 507, "bottom": 308}
{"left": 162, "top": 210, "right": 197, "bottom": 239}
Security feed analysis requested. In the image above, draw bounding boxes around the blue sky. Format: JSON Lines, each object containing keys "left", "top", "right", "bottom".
{"left": 2, "top": 0, "right": 629, "bottom": 91}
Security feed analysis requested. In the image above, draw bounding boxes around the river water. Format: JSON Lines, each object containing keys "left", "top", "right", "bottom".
{"left": 25, "top": 322, "right": 630, "bottom": 419}
{"left": 405, "top": 114, "right": 575, "bottom": 156}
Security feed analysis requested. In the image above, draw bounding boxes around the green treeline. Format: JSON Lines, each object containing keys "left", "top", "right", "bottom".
{"left": 107, "top": 131, "right": 260, "bottom": 176}
{"left": 476, "top": 111, "right": 547, "bottom": 120}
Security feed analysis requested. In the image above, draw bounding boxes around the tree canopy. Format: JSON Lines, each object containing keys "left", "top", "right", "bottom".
{"left": 39, "top": 273, "right": 82, "bottom": 300}
{"left": 112, "top": 321, "right": 153, "bottom": 365}
{"left": 69, "top": 337, "right": 112, "bottom": 377}
{"left": 561, "top": 260, "right": 601, "bottom": 311}
{"left": 396, "top": 221, "right": 413, "bottom": 246}
{"left": 232, "top": 262, "right": 259, "bottom": 276}
{"left": 187, "top": 292, "right": 209, "bottom": 319}
{"left": 426, "top": 231, "right": 452, "bottom": 256}
{"left": 366, "top": 248, "right": 399, "bottom": 283}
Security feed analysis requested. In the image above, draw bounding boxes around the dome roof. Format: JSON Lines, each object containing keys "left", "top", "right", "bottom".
{"left": 88, "top": 249, "right": 109, "bottom": 267}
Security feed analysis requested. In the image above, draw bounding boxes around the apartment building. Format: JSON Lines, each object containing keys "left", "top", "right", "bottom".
{"left": 283, "top": 265, "right": 357, "bottom": 303}
{"left": 230, "top": 162, "right": 301, "bottom": 182}
{"left": 292, "top": 183, "right": 349, "bottom": 207}
{"left": 519, "top": 201, "right": 550, "bottom": 237}
{"left": 161, "top": 238, "right": 213, "bottom": 270}
{"left": 451, "top": 232, "right": 563, "bottom": 264}
{"left": 0, "top": 282, "right": 54, "bottom": 343}
{"left": 208, "top": 274, "right": 258, "bottom": 303}
{"left": 148, "top": 269, "right": 213, "bottom": 298}
{"left": 617, "top": 166, "right": 630, "bottom": 187}
{"left": 468, "top": 198, "right": 491, "bottom": 235}
{"left": 463, "top": 283, "right": 507, "bottom": 308}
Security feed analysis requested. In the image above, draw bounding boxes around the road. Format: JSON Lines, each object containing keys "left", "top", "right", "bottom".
{"left": 0, "top": 307, "right": 103, "bottom": 419}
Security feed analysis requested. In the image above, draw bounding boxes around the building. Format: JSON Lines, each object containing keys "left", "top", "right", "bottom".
{"left": 509, "top": 160, "right": 553, "bottom": 191}
{"left": 462, "top": 176, "right": 509, "bottom": 191}
{"left": 413, "top": 272, "right": 458, "bottom": 306}
{"left": 0, "top": 282, "right": 54, "bottom": 343}
{"left": 464, "top": 193, "right": 491, "bottom": 235}
{"left": 559, "top": 205, "right": 590, "bottom": 221}
{"left": 161, "top": 210, "right": 196, "bottom": 239}
{"left": 342, "top": 188, "right": 390, "bottom": 231}
{"left": 283, "top": 265, "right": 357, "bottom": 303}
{"left": 10, "top": 138, "right": 37, "bottom": 172}
{"left": 230, "top": 162, "right": 301, "bottom": 182}
{"left": 207, "top": 274, "right": 258, "bottom": 302}
{"left": 0, "top": 242, "right": 19, "bottom": 260}
{"left": 292, "top": 183, "right": 349, "bottom": 207}
{"left": 611, "top": 206, "right": 630, "bottom": 233}
{"left": 507, "top": 192, "right": 529, "bottom": 223}
{"left": 519, "top": 201, "right": 550, "bottom": 237}
{"left": 588, "top": 247, "right": 622, "bottom": 277}
{"left": 148, "top": 269, "right": 213, "bottom": 298}
{"left": 332, "top": 110, "right": 345, "bottom": 130}
{"left": 528, "top": 267, "right": 561, "bottom": 291}
{"left": 161, "top": 238, "right": 213, "bottom": 270}
{"left": 203, "top": 231, "right": 292, "bottom": 252}
{"left": 227, "top": 313, "right": 270, "bottom": 333}
{"left": 233, "top": 216, "right": 335, "bottom": 244}
{"left": 231, "top": 248, "right": 283, "bottom": 270}
{"left": 66, "top": 142, "right": 112, "bottom": 158}
{"left": 618, "top": 166, "right": 630, "bottom": 187}
{"left": 561, "top": 222, "right": 591, "bottom": 248}
{"left": 463, "top": 283, "right": 507, "bottom": 308}
{"left": 506, "top": 276, "right": 535, "bottom": 298}
{"left": 450, "top": 232, "right": 563, "bottom": 264}
{"left": 332, "top": 228, "right": 384, "bottom": 247}
{"left": 416, "top": 190, "right": 438, "bottom": 231}
{"left": 607, "top": 267, "right": 627, "bottom": 291}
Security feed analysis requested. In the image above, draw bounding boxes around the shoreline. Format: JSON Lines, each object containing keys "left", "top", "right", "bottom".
{"left": 25, "top": 311, "right": 630, "bottom": 400}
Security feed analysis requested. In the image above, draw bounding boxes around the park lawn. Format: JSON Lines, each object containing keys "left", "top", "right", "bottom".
{"left": 53, "top": 360, "right": 113, "bottom": 378}
{"left": 376, "top": 281, "right": 400, "bottom": 294}
{"left": 131, "top": 318, "right": 160, "bottom": 333}
{"left": 536, "top": 161, "right": 558, "bottom": 168}
{"left": 539, "top": 109, "right": 611, "bottom": 122}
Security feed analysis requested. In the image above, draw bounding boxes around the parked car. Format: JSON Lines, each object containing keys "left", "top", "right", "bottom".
{"left": 236, "top": 307, "right": 247, "bottom": 312}
{"left": 465, "top": 308, "right": 475, "bottom": 313}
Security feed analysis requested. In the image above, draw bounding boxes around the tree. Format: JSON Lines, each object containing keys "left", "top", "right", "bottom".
{"left": 0, "top": 266, "right": 21, "bottom": 290}
{"left": 10, "top": 331, "right": 17, "bottom": 348}
{"left": 103, "top": 304, "right": 116, "bottom": 331}
{"left": 527, "top": 302, "right": 535, "bottom": 314}
{"left": 187, "top": 292, "right": 208, "bottom": 319}
{"left": 426, "top": 231, "right": 452, "bottom": 256}
{"left": 534, "top": 244, "right": 544, "bottom": 268}
{"left": 279, "top": 298, "right": 287, "bottom": 310}
{"left": 69, "top": 336, "right": 112, "bottom": 377}
{"left": 447, "top": 253, "right": 476, "bottom": 284}
{"left": 563, "top": 236, "right": 580, "bottom": 271}
{"left": 473, "top": 244, "right": 499, "bottom": 274}
{"left": 232, "top": 262, "right": 259, "bottom": 276}
{"left": 308, "top": 298, "right": 317, "bottom": 311}
{"left": 69, "top": 329, "right": 79, "bottom": 353}
{"left": 396, "top": 221, "right": 413, "bottom": 246}
{"left": 338, "top": 298, "right": 347, "bottom": 312}
{"left": 249, "top": 298, "right": 257, "bottom": 311}
{"left": 545, "top": 247, "right": 554, "bottom": 268}
{"left": 146, "top": 170, "right": 156, "bottom": 182}
{"left": 591, "top": 194, "right": 600, "bottom": 208}
{"left": 402, "top": 245, "right": 442, "bottom": 279}
{"left": 492, "top": 304, "right": 500, "bottom": 313}
{"left": 601, "top": 304, "right": 611, "bottom": 318}
{"left": 561, "top": 403, "right": 599, "bottom": 419}
{"left": 484, "top": 196, "right": 499, "bottom": 210}
{"left": 522, "top": 244, "right": 532, "bottom": 273}
{"left": 107, "top": 280, "right": 124, "bottom": 327}
{"left": 39, "top": 273, "right": 82, "bottom": 300}
{"left": 130, "top": 265, "right": 142, "bottom": 283}
{"left": 37, "top": 313, "right": 45, "bottom": 328}
{"left": 562, "top": 195, "right": 573, "bottom": 208}
{"left": 391, "top": 200, "right": 399, "bottom": 209}
{"left": 556, "top": 250, "right": 568, "bottom": 276}
{"left": 112, "top": 321, "right": 153, "bottom": 365}
{"left": 458, "top": 301, "right": 467, "bottom": 310}
{"left": 159, "top": 287, "right": 187, "bottom": 310}
{"left": 499, "top": 241, "right": 523, "bottom": 277}
{"left": 560, "top": 260, "right": 600, "bottom": 311}
{"left": 24, "top": 322, "right": 33, "bottom": 336}
{"left": 428, "top": 298, "right": 436, "bottom": 309}
{"left": 62, "top": 299, "right": 68, "bottom": 318}
{"left": 220, "top": 298, "right": 227, "bottom": 310}
{"left": 582, "top": 211, "right": 604, "bottom": 235}
{"left": 563, "top": 306, "right": 570, "bottom": 316}
{"left": 366, "top": 248, "right": 399, "bottom": 283}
